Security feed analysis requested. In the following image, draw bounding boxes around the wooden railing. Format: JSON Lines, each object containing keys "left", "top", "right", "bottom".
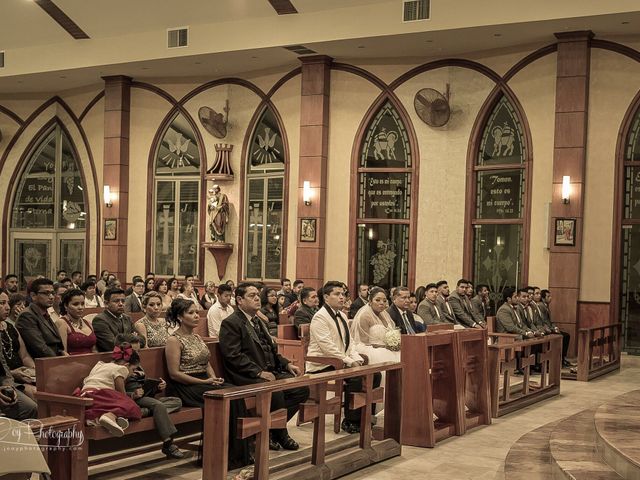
{"left": 202, "top": 362, "right": 403, "bottom": 480}
{"left": 488, "top": 334, "right": 562, "bottom": 417}
{"left": 400, "top": 328, "right": 491, "bottom": 448}
{"left": 574, "top": 323, "right": 622, "bottom": 381}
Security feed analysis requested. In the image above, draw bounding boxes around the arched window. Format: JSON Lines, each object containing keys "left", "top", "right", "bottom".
{"left": 10, "top": 123, "right": 87, "bottom": 288}
{"left": 470, "top": 95, "right": 527, "bottom": 294}
{"left": 244, "top": 106, "right": 286, "bottom": 281}
{"left": 354, "top": 101, "right": 414, "bottom": 289}
{"left": 619, "top": 104, "right": 640, "bottom": 354}
{"left": 152, "top": 113, "right": 201, "bottom": 277}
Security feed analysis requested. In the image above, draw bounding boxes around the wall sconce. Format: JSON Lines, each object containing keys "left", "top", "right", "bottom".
{"left": 303, "top": 181, "right": 311, "bottom": 206}
{"left": 561, "top": 176, "right": 571, "bottom": 204}
{"left": 104, "top": 185, "right": 113, "bottom": 208}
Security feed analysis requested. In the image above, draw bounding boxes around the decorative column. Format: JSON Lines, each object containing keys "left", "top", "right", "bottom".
{"left": 296, "top": 56, "right": 332, "bottom": 289}
{"left": 101, "top": 75, "right": 131, "bottom": 282}
{"left": 548, "top": 31, "right": 593, "bottom": 356}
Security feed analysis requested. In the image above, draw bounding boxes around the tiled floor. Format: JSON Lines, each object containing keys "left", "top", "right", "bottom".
{"left": 93, "top": 355, "right": 640, "bottom": 480}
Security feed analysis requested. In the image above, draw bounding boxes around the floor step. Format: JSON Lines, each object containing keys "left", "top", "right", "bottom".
{"left": 594, "top": 389, "right": 640, "bottom": 480}
{"left": 503, "top": 420, "right": 559, "bottom": 480}
{"left": 549, "top": 409, "right": 623, "bottom": 480}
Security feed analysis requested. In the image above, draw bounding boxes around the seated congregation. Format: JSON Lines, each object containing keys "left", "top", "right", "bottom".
{"left": 0, "top": 270, "right": 572, "bottom": 478}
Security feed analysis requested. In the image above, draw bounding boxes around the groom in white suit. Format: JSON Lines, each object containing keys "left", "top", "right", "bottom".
{"left": 306, "top": 281, "right": 381, "bottom": 434}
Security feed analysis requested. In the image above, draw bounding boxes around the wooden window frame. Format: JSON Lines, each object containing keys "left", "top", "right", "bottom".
{"left": 463, "top": 91, "right": 533, "bottom": 288}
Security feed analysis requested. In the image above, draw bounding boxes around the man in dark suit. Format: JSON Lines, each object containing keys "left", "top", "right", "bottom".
{"left": 93, "top": 288, "right": 140, "bottom": 352}
{"left": 124, "top": 275, "right": 143, "bottom": 296}
{"left": 496, "top": 288, "right": 533, "bottom": 339}
{"left": 538, "top": 288, "right": 572, "bottom": 367}
{"left": 219, "top": 283, "right": 309, "bottom": 451}
{"left": 435, "top": 280, "right": 458, "bottom": 324}
{"left": 448, "top": 279, "right": 482, "bottom": 329}
{"left": 417, "top": 283, "right": 449, "bottom": 325}
{"left": 16, "top": 278, "right": 66, "bottom": 358}
{"left": 293, "top": 287, "right": 318, "bottom": 332}
{"left": 124, "top": 279, "right": 145, "bottom": 313}
{"left": 386, "top": 286, "right": 421, "bottom": 334}
{"left": 348, "top": 284, "right": 369, "bottom": 319}
{"left": 471, "top": 284, "right": 490, "bottom": 322}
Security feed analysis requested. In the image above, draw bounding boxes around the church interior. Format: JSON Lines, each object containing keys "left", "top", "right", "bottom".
{"left": 1, "top": 1, "right": 640, "bottom": 479}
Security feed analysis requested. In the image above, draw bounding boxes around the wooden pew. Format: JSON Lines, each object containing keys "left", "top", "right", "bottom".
{"left": 275, "top": 324, "right": 308, "bottom": 370}
{"left": 455, "top": 328, "right": 491, "bottom": 434}
{"left": 400, "top": 329, "right": 491, "bottom": 447}
{"left": 202, "top": 361, "right": 403, "bottom": 480}
{"left": 34, "top": 341, "right": 225, "bottom": 480}
{"left": 24, "top": 415, "right": 83, "bottom": 480}
{"left": 487, "top": 334, "right": 562, "bottom": 417}
{"left": 561, "top": 323, "right": 622, "bottom": 382}
{"left": 401, "top": 330, "right": 459, "bottom": 447}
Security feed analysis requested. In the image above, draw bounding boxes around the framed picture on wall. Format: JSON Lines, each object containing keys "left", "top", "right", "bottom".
{"left": 554, "top": 218, "right": 576, "bottom": 246}
{"left": 104, "top": 219, "right": 117, "bottom": 240}
{"left": 300, "top": 218, "right": 316, "bottom": 243}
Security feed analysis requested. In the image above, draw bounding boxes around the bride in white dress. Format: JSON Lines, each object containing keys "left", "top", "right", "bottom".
{"left": 350, "top": 287, "right": 401, "bottom": 367}
{"left": 351, "top": 287, "right": 401, "bottom": 419}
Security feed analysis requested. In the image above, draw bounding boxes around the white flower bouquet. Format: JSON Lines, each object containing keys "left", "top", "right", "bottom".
{"left": 384, "top": 328, "right": 402, "bottom": 351}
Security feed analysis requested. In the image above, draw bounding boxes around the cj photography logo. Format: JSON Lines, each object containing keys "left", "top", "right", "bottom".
{"left": 0, "top": 417, "right": 84, "bottom": 452}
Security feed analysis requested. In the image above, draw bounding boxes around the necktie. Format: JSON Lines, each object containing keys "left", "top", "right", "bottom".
{"left": 513, "top": 307, "right": 522, "bottom": 326}
{"left": 402, "top": 311, "right": 415, "bottom": 335}
{"left": 445, "top": 299, "right": 453, "bottom": 316}
{"left": 328, "top": 307, "right": 350, "bottom": 351}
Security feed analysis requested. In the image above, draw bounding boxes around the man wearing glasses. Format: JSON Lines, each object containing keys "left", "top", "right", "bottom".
{"left": 93, "top": 287, "right": 141, "bottom": 351}
{"left": 16, "top": 277, "right": 67, "bottom": 358}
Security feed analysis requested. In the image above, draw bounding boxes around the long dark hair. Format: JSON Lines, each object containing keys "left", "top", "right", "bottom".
{"left": 59, "top": 288, "right": 85, "bottom": 316}
{"left": 260, "top": 286, "right": 279, "bottom": 314}
{"left": 165, "top": 298, "right": 196, "bottom": 327}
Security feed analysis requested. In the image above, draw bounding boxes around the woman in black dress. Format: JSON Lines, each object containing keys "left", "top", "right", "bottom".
{"left": 164, "top": 298, "right": 250, "bottom": 468}
{"left": 259, "top": 287, "right": 279, "bottom": 336}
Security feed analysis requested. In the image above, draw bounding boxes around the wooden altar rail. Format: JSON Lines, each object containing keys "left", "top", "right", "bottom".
{"left": 203, "top": 362, "right": 403, "bottom": 480}
{"left": 569, "top": 323, "right": 622, "bottom": 382}
{"left": 401, "top": 328, "right": 491, "bottom": 448}
{"left": 488, "top": 334, "right": 562, "bottom": 418}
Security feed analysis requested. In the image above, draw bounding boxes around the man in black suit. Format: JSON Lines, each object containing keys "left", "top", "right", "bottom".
{"left": 386, "top": 286, "right": 421, "bottom": 334}
{"left": 16, "top": 278, "right": 66, "bottom": 358}
{"left": 293, "top": 287, "right": 318, "bottom": 332}
{"left": 219, "top": 283, "right": 309, "bottom": 451}
{"left": 448, "top": 279, "right": 483, "bottom": 329}
{"left": 93, "top": 288, "right": 140, "bottom": 351}
{"left": 417, "top": 283, "right": 448, "bottom": 325}
{"left": 124, "top": 279, "right": 145, "bottom": 313}
{"left": 348, "top": 283, "right": 368, "bottom": 319}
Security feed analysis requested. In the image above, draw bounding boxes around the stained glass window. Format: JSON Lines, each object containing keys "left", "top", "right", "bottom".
{"left": 248, "top": 107, "right": 285, "bottom": 175}
{"left": 10, "top": 123, "right": 87, "bottom": 287}
{"left": 244, "top": 106, "right": 285, "bottom": 281}
{"left": 153, "top": 114, "right": 201, "bottom": 276}
{"left": 355, "top": 101, "right": 413, "bottom": 288}
{"left": 471, "top": 96, "right": 526, "bottom": 295}
{"left": 621, "top": 107, "right": 640, "bottom": 353}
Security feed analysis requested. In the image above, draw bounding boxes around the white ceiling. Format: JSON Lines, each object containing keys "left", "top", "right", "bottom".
{"left": 0, "top": 1, "right": 639, "bottom": 93}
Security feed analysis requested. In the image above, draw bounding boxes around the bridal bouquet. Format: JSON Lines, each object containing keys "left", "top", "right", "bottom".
{"left": 384, "top": 328, "right": 402, "bottom": 351}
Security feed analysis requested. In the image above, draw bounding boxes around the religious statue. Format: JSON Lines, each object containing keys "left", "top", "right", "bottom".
{"left": 207, "top": 185, "right": 230, "bottom": 243}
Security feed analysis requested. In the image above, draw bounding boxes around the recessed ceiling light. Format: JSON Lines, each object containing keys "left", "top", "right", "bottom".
{"left": 493, "top": 33, "right": 502, "bottom": 37}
